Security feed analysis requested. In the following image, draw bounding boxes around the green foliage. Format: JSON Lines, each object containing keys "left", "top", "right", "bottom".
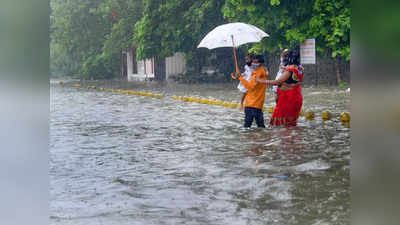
{"left": 135, "top": 0, "right": 226, "bottom": 74}
{"left": 50, "top": 0, "right": 350, "bottom": 81}
{"left": 51, "top": 0, "right": 112, "bottom": 77}
{"left": 270, "top": 0, "right": 280, "bottom": 6}
{"left": 80, "top": 53, "right": 119, "bottom": 80}
{"left": 50, "top": 42, "right": 80, "bottom": 77}
{"left": 51, "top": 0, "right": 111, "bottom": 61}
{"left": 222, "top": 0, "right": 310, "bottom": 53}
{"left": 101, "top": 0, "right": 143, "bottom": 58}
{"left": 338, "top": 81, "right": 348, "bottom": 87}
{"left": 81, "top": 55, "right": 106, "bottom": 80}
{"left": 50, "top": 0, "right": 142, "bottom": 79}
{"left": 222, "top": 0, "right": 350, "bottom": 60}
{"left": 309, "top": 0, "right": 350, "bottom": 60}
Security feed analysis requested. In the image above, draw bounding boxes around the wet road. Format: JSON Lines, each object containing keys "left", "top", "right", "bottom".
{"left": 50, "top": 80, "right": 350, "bottom": 225}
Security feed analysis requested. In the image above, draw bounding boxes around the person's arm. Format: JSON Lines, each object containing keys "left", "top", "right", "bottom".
{"left": 255, "top": 70, "right": 291, "bottom": 85}
{"left": 239, "top": 72, "right": 258, "bottom": 90}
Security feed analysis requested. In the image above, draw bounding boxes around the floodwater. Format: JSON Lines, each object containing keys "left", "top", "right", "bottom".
{"left": 50, "top": 80, "right": 350, "bottom": 225}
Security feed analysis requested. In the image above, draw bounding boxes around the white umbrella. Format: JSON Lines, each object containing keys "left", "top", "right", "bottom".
{"left": 197, "top": 22, "right": 269, "bottom": 74}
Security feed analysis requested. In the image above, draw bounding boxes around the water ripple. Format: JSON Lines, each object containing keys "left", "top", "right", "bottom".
{"left": 50, "top": 82, "right": 350, "bottom": 225}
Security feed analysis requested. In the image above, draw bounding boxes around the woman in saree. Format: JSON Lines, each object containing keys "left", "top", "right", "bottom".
{"left": 255, "top": 50, "right": 303, "bottom": 127}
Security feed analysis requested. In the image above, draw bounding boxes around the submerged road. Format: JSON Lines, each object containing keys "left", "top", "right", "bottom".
{"left": 50, "top": 80, "right": 350, "bottom": 225}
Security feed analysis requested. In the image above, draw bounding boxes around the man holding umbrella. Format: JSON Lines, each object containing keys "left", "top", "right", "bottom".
{"left": 232, "top": 55, "right": 268, "bottom": 128}
{"left": 197, "top": 22, "right": 269, "bottom": 127}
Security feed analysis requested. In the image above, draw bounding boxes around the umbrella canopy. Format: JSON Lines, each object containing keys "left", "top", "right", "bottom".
{"left": 197, "top": 22, "right": 269, "bottom": 49}
{"left": 197, "top": 22, "right": 268, "bottom": 75}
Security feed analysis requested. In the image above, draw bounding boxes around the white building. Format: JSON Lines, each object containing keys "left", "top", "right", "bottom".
{"left": 125, "top": 51, "right": 186, "bottom": 81}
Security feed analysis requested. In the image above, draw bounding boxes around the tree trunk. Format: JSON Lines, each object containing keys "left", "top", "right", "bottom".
{"left": 120, "top": 51, "right": 127, "bottom": 80}
{"left": 131, "top": 47, "right": 137, "bottom": 74}
{"left": 120, "top": 51, "right": 123, "bottom": 79}
{"left": 335, "top": 56, "right": 342, "bottom": 84}
{"left": 154, "top": 56, "right": 166, "bottom": 81}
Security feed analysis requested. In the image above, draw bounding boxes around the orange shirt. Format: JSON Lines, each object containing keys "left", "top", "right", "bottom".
{"left": 239, "top": 66, "right": 268, "bottom": 109}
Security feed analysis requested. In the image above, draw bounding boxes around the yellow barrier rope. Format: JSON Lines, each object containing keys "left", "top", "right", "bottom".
{"left": 71, "top": 83, "right": 350, "bottom": 126}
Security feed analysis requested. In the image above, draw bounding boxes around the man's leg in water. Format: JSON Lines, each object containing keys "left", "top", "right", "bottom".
{"left": 255, "top": 108, "right": 265, "bottom": 128}
{"left": 244, "top": 107, "right": 254, "bottom": 128}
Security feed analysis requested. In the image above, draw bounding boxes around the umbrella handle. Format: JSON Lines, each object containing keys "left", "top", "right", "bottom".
{"left": 231, "top": 35, "right": 240, "bottom": 75}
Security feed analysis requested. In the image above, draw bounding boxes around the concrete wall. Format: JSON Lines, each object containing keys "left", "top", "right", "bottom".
{"left": 165, "top": 52, "right": 186, "bottom": 79}
{"left": 127, "top": 51, "right": 186, "bottom": 81}
{"left": 126, "top": 50, "right": 134, "bottom": 77}
{"left": 127, "top": 49, "right": 155, "bottom": 81}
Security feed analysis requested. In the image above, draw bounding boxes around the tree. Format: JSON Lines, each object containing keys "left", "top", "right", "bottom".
{"left": 222, "top": 0, "right": 350, "bottom": 84}
{"left": 51, "top": 0, "right": 114, "bottom": 79}
{"left": 50, "top": 0, "right": 349, "bottom": 83}
{"left": 307, "top": 0, "right": 350, "bottom": 84}
{"left": 135, "top": 0, "right": 226, "bottom": 80}
{"left": 101, "top": 0, "right": 143, "bottom": 79}
{"left": 222, "top": 0, "right": 315, "bottom": 53}
{"left": 50, "top": 42, "right": 80, "bottom": 77}
{"left": 50, "top": 0, "right": 143, "bottom": 79}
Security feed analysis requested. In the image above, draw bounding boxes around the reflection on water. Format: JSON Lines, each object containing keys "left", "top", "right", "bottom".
{"left": 50, "top": 80, "right": 350, "bottom": 225}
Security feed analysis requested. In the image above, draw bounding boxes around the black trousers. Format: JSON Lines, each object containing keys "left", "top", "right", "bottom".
{"left": 244, "top": 107, "right": 265, "bottom": 128}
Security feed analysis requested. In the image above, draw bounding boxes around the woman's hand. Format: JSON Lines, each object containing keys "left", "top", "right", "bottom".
{"left": 255, "top": 77, "right": 267, "bottom": 84}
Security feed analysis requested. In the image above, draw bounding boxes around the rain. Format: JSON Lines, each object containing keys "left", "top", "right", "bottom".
{"left": 50, "top": 0, "right": 350, "bottom": 224}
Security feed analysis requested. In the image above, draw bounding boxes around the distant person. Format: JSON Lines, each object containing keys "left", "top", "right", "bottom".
{"left": 273, "top": 49, "right": 289, "bottom": 103}
{"left": 232, "top": 55, "right": 269, "bottom": 128}
{"left": 231, "top": 53, "right": 255, "bottom": 110}
{"left": 255, "top": 50, "right": 303, "bottom": 127}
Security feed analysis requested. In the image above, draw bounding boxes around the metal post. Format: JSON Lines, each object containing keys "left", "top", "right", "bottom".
{"left": 315, "top": 57, "right": 318, "bottom": 87}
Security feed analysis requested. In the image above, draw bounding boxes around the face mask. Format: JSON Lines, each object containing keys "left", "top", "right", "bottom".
{"left": 251, "top": 63, "right": 260, "bottom": 69}
{"left": 246, "top": 61, "right": 252, "bottom": 67}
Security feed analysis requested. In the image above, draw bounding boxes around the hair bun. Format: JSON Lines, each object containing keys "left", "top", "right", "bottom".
{"left": 287, "top": 50, "right": 300, "bottom": 65}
